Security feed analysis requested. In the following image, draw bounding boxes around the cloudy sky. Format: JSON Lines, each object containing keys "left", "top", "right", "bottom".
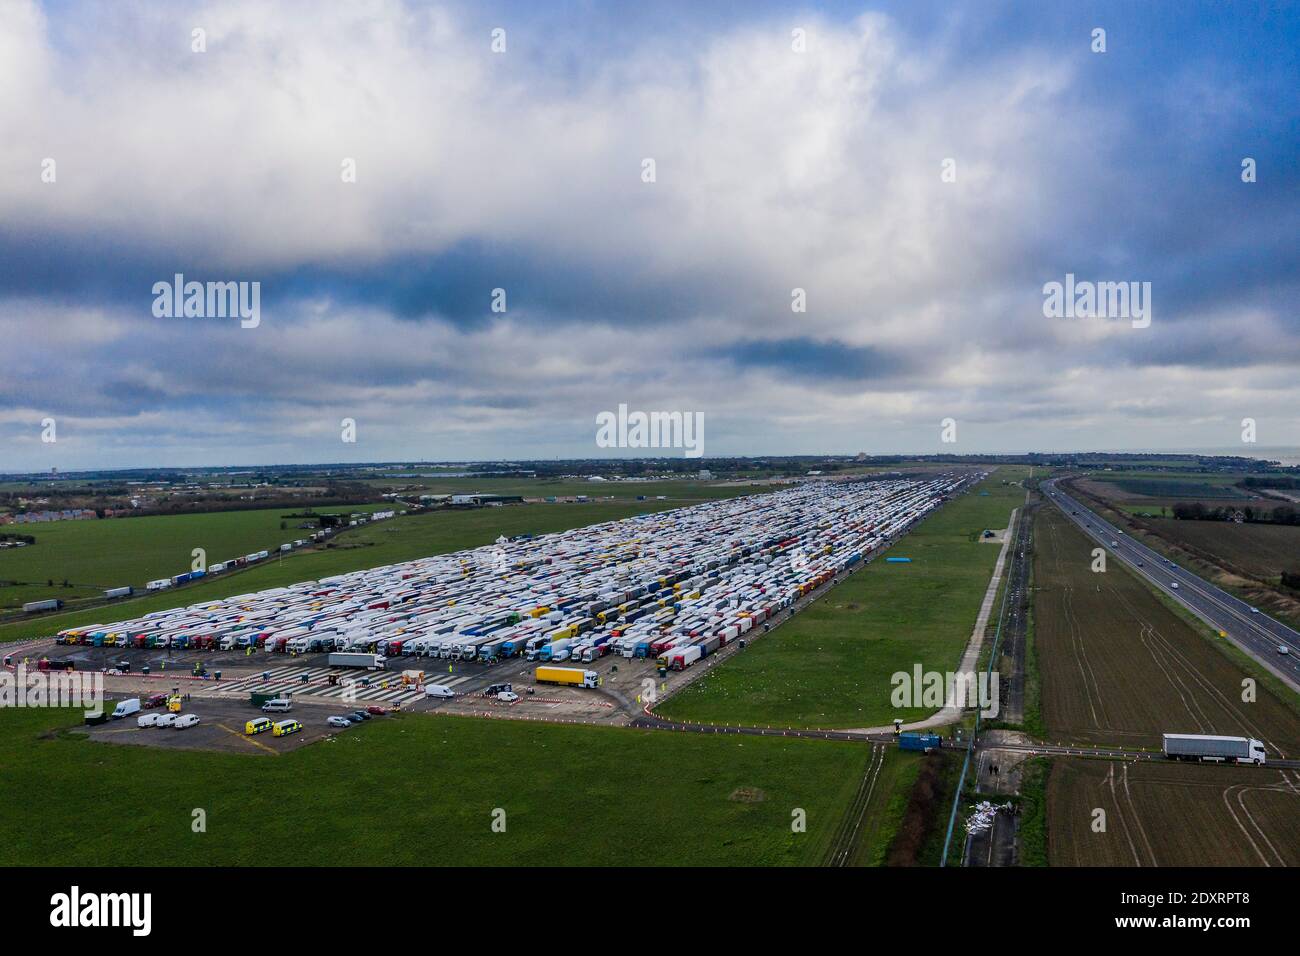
{"left": 3, "top": 0, "right": 1298, "bottom": 470}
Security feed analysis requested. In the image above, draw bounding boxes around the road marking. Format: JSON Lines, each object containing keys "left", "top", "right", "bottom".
{"left": 217, "top": 722, "right": 279, "bottom": 755}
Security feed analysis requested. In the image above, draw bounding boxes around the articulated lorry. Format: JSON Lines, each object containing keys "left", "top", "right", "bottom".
{"left": 535, "top": 666, "right": 599, "bottom": 689}
{"left": 1162, "top": 733, "right": 1265, "bottom": 765}
{"left": 327, "top": 652, "right": 387, "bottom": 670}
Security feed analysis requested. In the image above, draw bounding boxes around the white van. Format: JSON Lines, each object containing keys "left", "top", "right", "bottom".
{"left": 261, "top": 698, "right": 293, "bottom": 713}
{"left": 425, "top": 684, "right": 456, "bottom": 699}
{"left": 137, "top": 712, "right": 160, "bottom": 727}
{"left": 174, "top": 714, "right": 201, "bottom": 729}
{"left": 156, "top": 712, "right": 180, "bottom": 727}
{"left": 220, "top": 635, "right": 237, "bottom": 650}
{"left": 112, "top": 698, "right": 141, "bottom": 719}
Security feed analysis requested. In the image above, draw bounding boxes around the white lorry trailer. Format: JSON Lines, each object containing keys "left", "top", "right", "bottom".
{"left": 327, "top": 652, "right": 387, "bottom": 670}
{"left": 1163, "top": 733, "right": 1265, "bottom": 765}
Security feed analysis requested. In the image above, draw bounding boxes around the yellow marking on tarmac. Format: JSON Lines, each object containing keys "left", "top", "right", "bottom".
{"left": 217, "top": 722, "right": 279, "bottom": 755}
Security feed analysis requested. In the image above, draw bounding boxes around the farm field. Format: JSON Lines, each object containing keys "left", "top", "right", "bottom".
{"left": 0, "top": 503, "right": 398, "bottom": 612}
{"left": 0, "top": 498, "right": 710, "bottom": 643}
{"left": 0, "top": 706, "right": 900, "bottom": 867}
{"left": 1033, "top": 507, "right": 1300, "bottom": 753}
{"left": 1137, "top": 518, "right": 1300, "bottom": 585}
{"left": 1045, "top": 757, "right": 1300, "bottom": 866}
{"left": 655, "top": 469, "right": 1028, "bottom": 730}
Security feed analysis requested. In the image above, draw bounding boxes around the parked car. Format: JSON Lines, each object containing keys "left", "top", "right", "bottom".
{"left": 366, "top": 705, "right": 387, "bottom": 715}
{"left": 350, "top": 710, "right": 370, "bottom": 721}
{"left": 327, "top": 716, "right": 352, "bottom": 728}
{"left": 144, "top": 694, "right": 168, "bottom": 709}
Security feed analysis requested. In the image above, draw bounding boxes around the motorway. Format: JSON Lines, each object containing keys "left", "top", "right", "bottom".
{"left": 1042, "top": 478, "right": 1300, "bottom": 693}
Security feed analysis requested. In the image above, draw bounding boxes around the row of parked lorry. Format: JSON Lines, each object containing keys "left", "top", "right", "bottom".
{"left": 50, "top": 476, "right": 974, "bottom": 677}
{"left": 137, "top": 512, "right": 404, "bottom": 594}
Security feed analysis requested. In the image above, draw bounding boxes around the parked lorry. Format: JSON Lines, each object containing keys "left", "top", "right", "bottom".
{"left": 535, "top": 666, "right": 599, "bottom": 689}
{"left": 328, "top": 652, "right": 387, "bottom": 670}
{"left": 897, "top": 732, "right": 942, "bottom": 753}
{"left": 1163, "top": 733, "right": 1265, "bottom": 765}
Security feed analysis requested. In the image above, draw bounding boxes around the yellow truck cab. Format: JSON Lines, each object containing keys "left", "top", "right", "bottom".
{"left": 272, "top": 719, "right": 302, "bottom": 737}
{"left": 244, "top": 717, "right": 273, "bottom": 735}
{"left": 167, "top": 696, "right": 183, "bottom": 713}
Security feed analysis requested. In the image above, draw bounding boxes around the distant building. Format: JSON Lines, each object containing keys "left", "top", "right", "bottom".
{"left": 698, "top": 469, "right": 713, "bottom": 480}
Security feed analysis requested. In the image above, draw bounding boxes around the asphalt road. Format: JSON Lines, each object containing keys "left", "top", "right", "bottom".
{"left": 1042, "top": 478, "right": 1300, "bottom": 693}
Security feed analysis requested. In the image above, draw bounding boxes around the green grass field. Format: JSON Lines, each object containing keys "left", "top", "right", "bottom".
{"left": 0, "top": 503, "right": 397, "bottom": 611}
{"left": 656, "top": 470, "right": 1027, "bottom": 729}
{"left": 0, "top": 707, "right": 893, "bottom": 866}
{"left": 0, "top": 498, "right": 731, "bottom": 643}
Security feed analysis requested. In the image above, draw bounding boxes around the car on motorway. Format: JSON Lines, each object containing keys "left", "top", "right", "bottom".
{"left": 1250, "top": 607, "right": 1260, "bottom": 614}
{"left": 1137, "top": 561, "right": 1144, "bottom": 567}
{"left": 1279, "top": 646, "right": 1290, "bottom": 656}
{"left": 327, "top": 716, "right": 352, "bottom": 728}
{"left": 1171, "top": 582, "right": 1180, "bottom": 590}
{"left": 496, "top": 691, "right": 520, "bottom": 703}
{"left": 1111, "top": 540, "right": 1119, "bottom": 547}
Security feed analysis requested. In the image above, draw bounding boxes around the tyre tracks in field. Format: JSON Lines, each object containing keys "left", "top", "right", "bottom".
{"left": 825, "top": 743, "right": 886, "bottom": 867}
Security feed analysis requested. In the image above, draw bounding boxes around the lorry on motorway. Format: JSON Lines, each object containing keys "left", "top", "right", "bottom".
{"left": 897, "top": 732, "right": 942, "bottom": 753}
{"left": 327, "top": 652, "right": 387, "bottom": 670}
{"left": 22, "top": 599, "right": 63, "bottom": 613}
{"left": 535, "top": 666, "right": 599, "bottom": 688}
{"left": 1163, "top": 733, "right": 1265, "bottom": 765}
{"left": 104, "top": 586, "right": 134, "bottom": 600}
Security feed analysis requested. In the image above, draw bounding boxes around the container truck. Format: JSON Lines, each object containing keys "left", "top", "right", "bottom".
{"left": 104, "top": 586, "right": 134, "bottom": 600}
{"left": 534, "top": 666, "right": 599, "bottom": 688}
{"left": 22, "top": 599, "right": 64, "bottom": 613}
{"left": 1163, "top": 734, "right": 1265, "bottom": 765}
{"left": 327, "top": 652, "right": 387, "bottom": 670}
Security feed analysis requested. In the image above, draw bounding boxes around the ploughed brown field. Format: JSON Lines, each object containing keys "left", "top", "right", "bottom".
{"left": 1046, "top": 757, "right": 1300, "bottom": 866}
{"left": 1033, "top": 507, "right": 1300, "bottom": 754}
{"left": 1138, "top": 518, "right": 1300, "bottom": 585}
